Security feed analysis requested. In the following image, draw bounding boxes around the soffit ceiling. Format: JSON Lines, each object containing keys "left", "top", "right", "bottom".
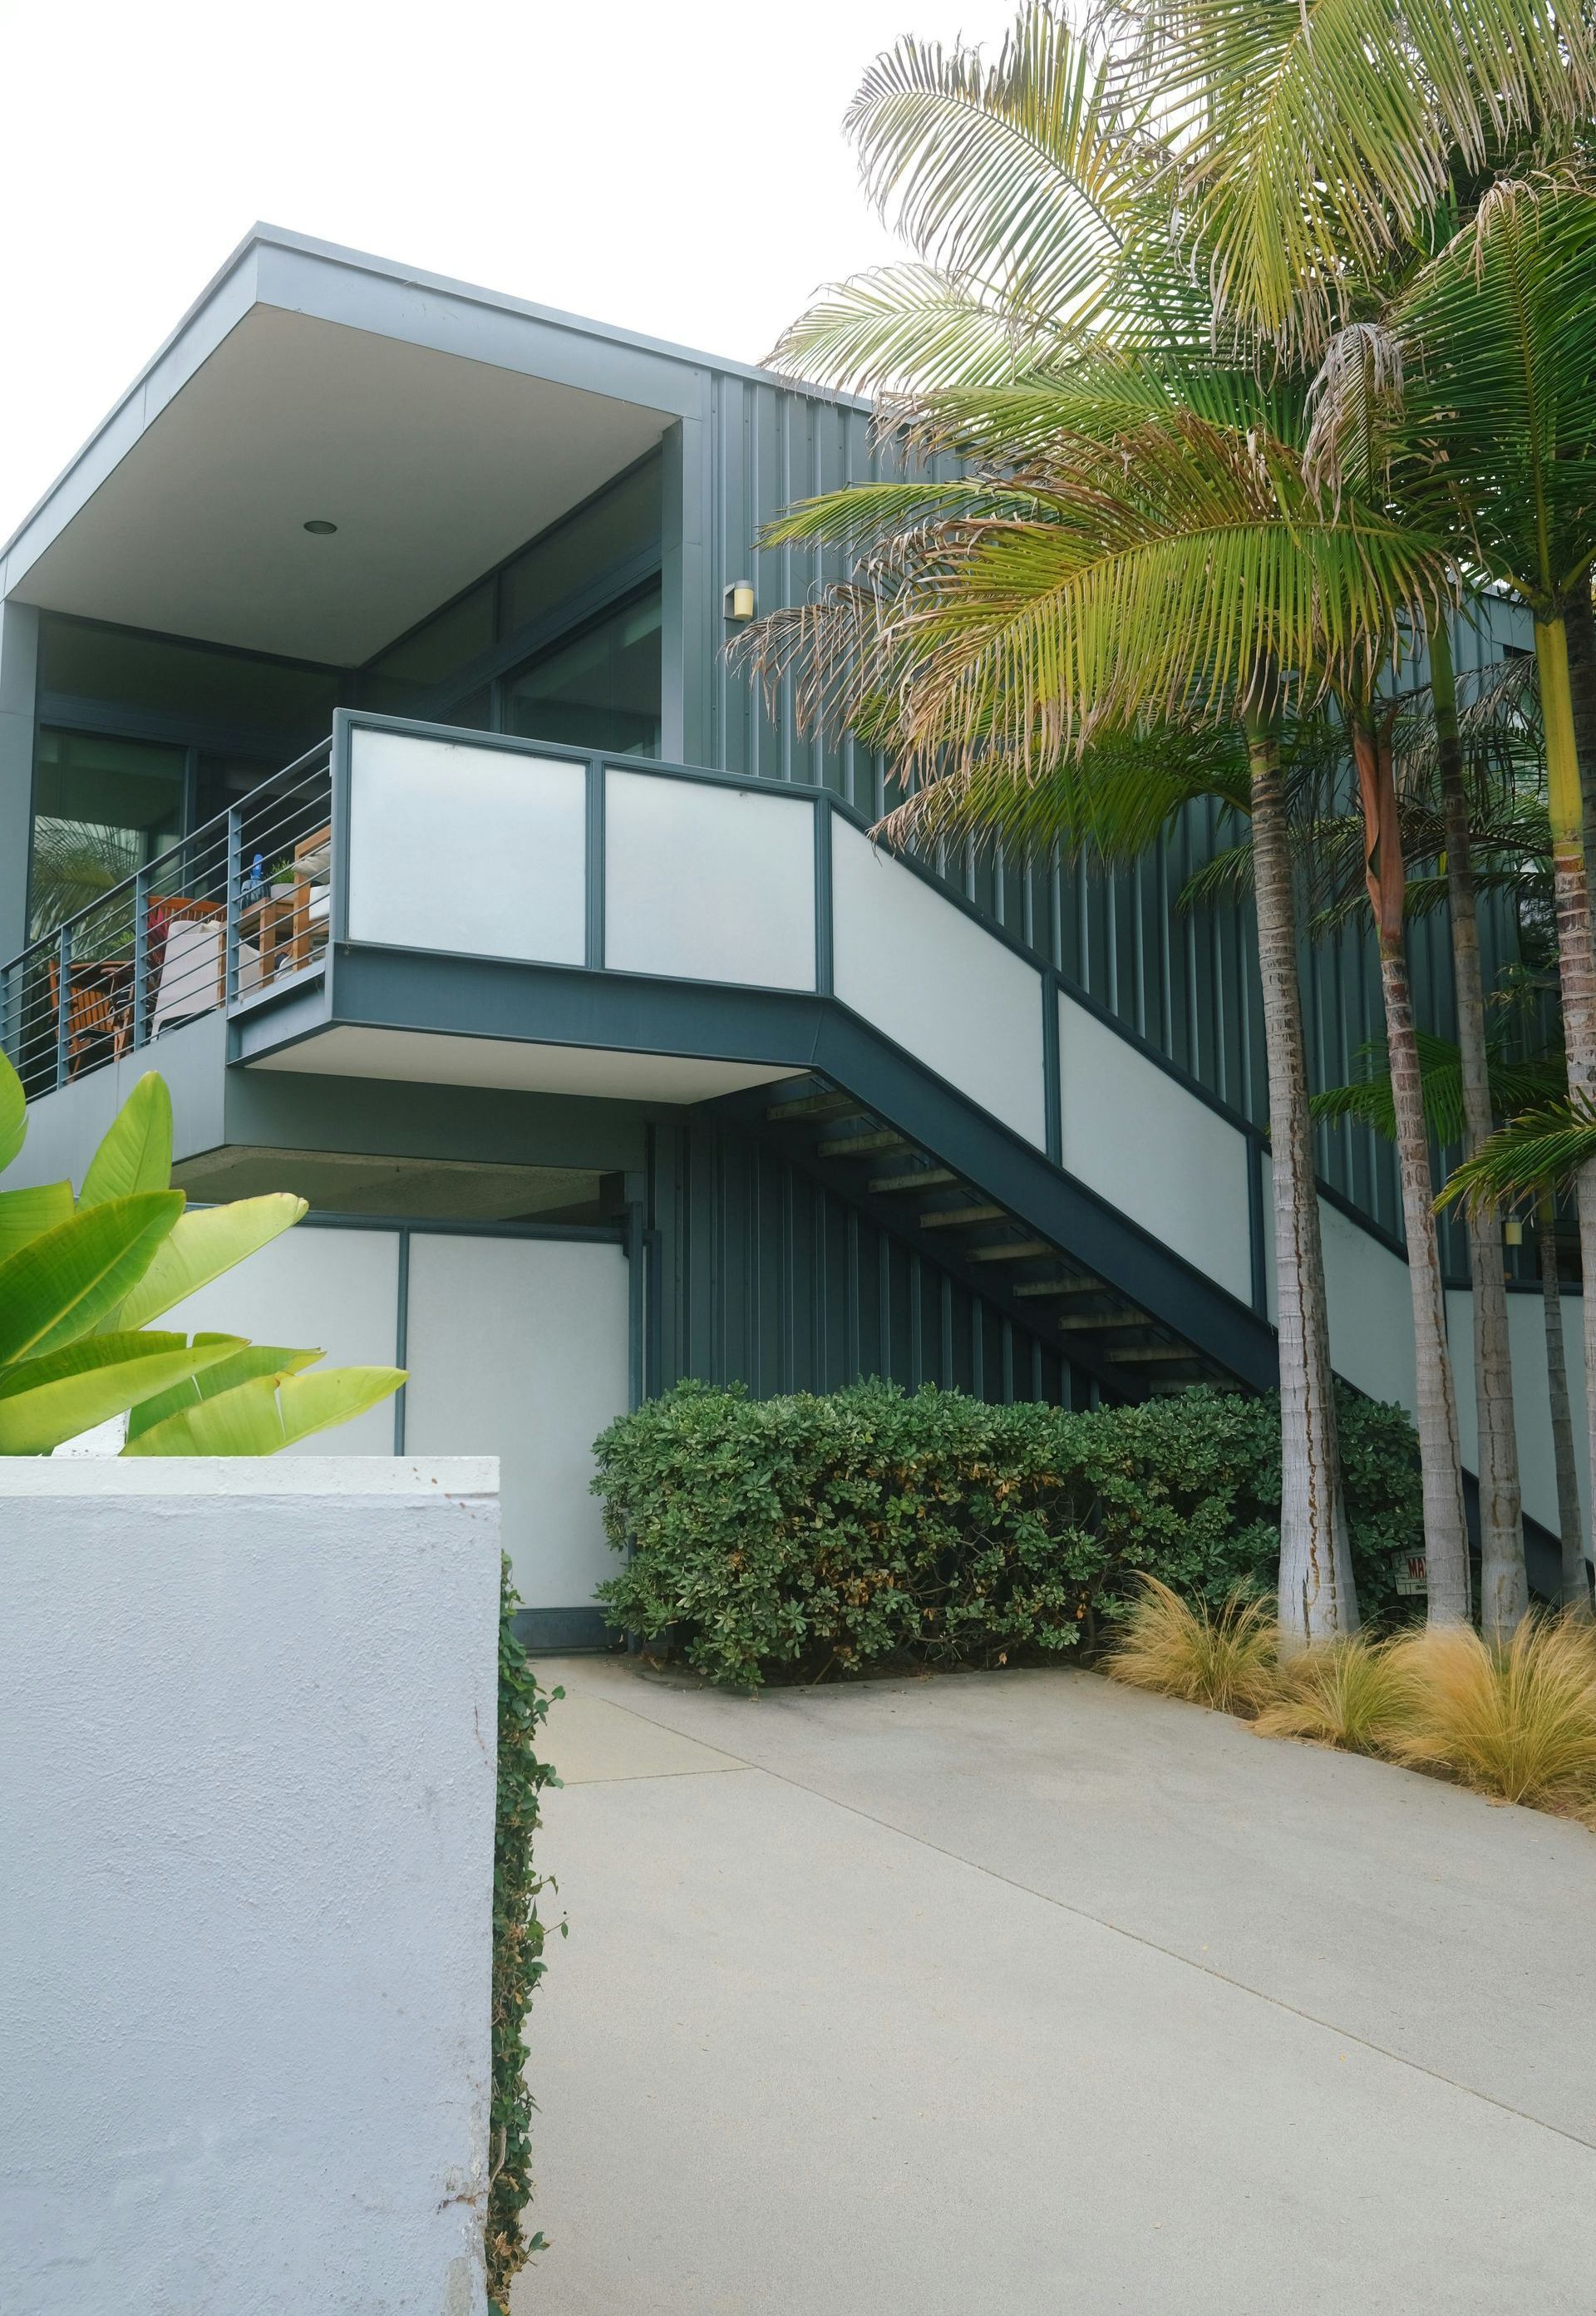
{"left": 13, "top": 303, "right": 671, "bottom": 665}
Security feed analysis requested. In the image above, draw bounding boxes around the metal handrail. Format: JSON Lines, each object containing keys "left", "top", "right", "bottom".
{"left": 2, "top": 735, "right": 335, "bottom": 1098}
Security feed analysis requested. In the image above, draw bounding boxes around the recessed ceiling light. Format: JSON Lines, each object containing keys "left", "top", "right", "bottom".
{"left": 303, "top": 519, "right": 337, "bottom": 535}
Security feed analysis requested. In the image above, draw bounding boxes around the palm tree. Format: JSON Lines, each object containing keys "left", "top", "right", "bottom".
{"left": 742, "top": 378, "right": 1467, "bottom": 1650}
{"left": 744, "top": 7, "right": 1508, "bottom": 1641}
{"left": 1439, "top": 1090, "right": 1594, "bottom": 1614}
{"left": 1318, "top": 1020, "right": 1584, "bottom": 1627}
{"left": 1101, "top": 1, "right": 1596, "bottom": 1622}
{"left": 1382, "top": 179, "right": 1596, "bottom": 1600}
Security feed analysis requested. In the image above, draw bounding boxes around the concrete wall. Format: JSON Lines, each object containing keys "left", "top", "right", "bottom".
{"left": 0, "top": 1457, "right": 500, "bottom": 2316}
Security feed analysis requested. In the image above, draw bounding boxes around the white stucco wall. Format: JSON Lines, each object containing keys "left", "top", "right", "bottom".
{"left": 0, "top": 1458, "right": 500, "bottom": 2316}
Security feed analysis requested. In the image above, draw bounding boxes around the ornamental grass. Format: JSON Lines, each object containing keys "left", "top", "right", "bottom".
{"left": 1254, "top": 1633, "right": 1420, "bottom": 1757}
{"left": 1384, "top": 1615, "right": 1596, "bottom": 1814}
{"left": 1106, "top": 1574, "right": 1278, "bottom": 1717}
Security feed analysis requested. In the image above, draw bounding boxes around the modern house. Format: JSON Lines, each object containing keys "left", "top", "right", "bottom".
{"left": 0, "top": 225, "right": 1583, "bottom": 1640}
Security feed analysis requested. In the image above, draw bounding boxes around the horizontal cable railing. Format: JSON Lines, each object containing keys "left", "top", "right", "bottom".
{"left": 1, "top": 742, "right": 332, "bottom": 1101}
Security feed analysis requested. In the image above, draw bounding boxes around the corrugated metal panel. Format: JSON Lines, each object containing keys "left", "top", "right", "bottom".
{"left": 650, "top": 1114, "right": 1083, "bottom": 1410}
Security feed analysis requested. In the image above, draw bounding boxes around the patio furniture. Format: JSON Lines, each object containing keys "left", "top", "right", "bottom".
{"left": 149, "top": 899, "right": 259, "bottom": 1034}
{"left": 47, "top": 957, "right": 135, "bottom": 1078}
{"left": 286, "top": 824, "right": 332, "bottom": 969}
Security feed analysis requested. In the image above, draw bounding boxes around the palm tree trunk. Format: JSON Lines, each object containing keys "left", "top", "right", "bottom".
{"left": 1564, "top": 574, "right": 1596, "bottom": 887}
{"left": 1431, "top": 618, "right": 1525, "bottom": 1638}
{"left": 1352, "top": 717, "right": 1471, "bottom": 1622}
{"left": 1247, "top": 716, "right": 1359, "bottom": 1649}
{"left": 1534, "top": 609, "right": 1596, "bottom": 1618}
{"left": 1537, "top": 1190, "right": 1589, "bottom": 1614}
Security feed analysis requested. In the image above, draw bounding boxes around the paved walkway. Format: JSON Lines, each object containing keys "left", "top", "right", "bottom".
{"left": 515, "top": 1657, "right": 1596, "bottom": 2315}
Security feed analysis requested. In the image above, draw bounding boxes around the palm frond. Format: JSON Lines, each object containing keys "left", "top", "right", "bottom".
{"left": 842, "top": 8, "right": 1176, "bottom": 338}
{"left": 765, "top": 264, "right": 1068, "bottom": 398}
{"left": 1436, "top": 1097, "right": 1596, "bottom": 1215}
{"left": 1313, "top": 1032, "right": 1565, "bottom": 1150}
{"left": 1101, "top": 0, "right": 1595, "bottom": 346}
{"left": 741, "top": 407, "right": 1456, "bottom": 785}
{"left": 1394, "top": 178, "right": 1596, "bottom": 601}
{"left": 874, "top": 716, "right": 1249, "bottom": 860}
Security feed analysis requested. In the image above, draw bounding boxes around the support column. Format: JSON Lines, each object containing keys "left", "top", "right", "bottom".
{"left": 0, "top": 600, "right": 39, "bottom": 960}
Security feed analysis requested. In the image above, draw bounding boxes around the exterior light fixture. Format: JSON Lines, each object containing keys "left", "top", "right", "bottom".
{"left": 303, "top": 519, "right": 338, "bottom": 535}
{"left": 1504, "top": 1217, "right": 1524, "bottom": 1247}
{"left": 724, "top": 579, "right": 756, "bottom": 621}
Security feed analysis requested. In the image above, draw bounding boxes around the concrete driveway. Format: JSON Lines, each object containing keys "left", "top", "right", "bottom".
{"left": 515, "top": 1658, "right": 1596, "bottom": 2315}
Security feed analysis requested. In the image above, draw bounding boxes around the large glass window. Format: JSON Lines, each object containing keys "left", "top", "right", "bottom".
{"left": 361, "top": 582, "right": 496, "bottom": 717}
{"left": 40, "top": 618, "right": 339, "bottom": 741}
{"left": 500, "top": 454, "right": 660, "bottom": 635}
{"left": 501, "top": 585, "right": 663, "bottom": 756}
{"left": 356, "top": 449, "right": 663, "bottom": 739}
{"left": 29, "top": 729, "right": 186, "bottom": 939}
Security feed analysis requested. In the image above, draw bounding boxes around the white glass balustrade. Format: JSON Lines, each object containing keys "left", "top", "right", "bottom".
{"left": 1057, "top": 994, "right": 1254, "bottom": 1306}
{"left": 830, "top": 818, "right": 1047, "bottom": 1149}
{"left": 603, "top": 768, "right": 816, "bottom": 990}
{"left": 347, "top": 728, "right": 587, "bottom": 964}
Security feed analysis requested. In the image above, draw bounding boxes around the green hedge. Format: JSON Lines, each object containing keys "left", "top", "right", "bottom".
{"left": 593, "top": 1381, "right": 1422, "bottom": 1690}
{"left": 487, "top": 1558, "right": 564, "bottom": 2314}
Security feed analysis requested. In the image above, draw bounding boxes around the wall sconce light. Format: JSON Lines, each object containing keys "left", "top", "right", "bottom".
{"left": 1504, "top": 1217, "right": 1524, "bottom": 1247}
{"left": 725, "top": 580, "right": 756, "bottom": 622}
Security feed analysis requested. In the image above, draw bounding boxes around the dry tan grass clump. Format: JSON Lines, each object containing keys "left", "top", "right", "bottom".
{"left": 1254, "top": 1633, "right": 1418, "bottom": 1756}
{"left": 1384, "top": 1615, "right": 1596, "bottom": 1813}
{"left": 1106, "top": 1574, "right": 1277, "bottom": 1716}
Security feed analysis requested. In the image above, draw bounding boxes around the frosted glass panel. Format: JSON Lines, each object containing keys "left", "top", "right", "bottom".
{"left": 402, "top": 1236, "right": 629, "bottom": 1610}
{"left": 347, "top": 728, "right": 586, "bottom": 964}
{"left": 604, "top": 770, "right": 815, "bottom": 990}
{"left": 1058, "top": 994, "right": 1253, "bottom": 1303}
{"left": 830, "top": 819, "right": 1045, "bottom": 1147}
{"left": 160, "top": 1225, "right": 400, "bottom": 1456}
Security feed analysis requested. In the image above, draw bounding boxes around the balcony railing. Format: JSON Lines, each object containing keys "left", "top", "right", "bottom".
{"left": 1, "top": 742, "right": 332, "bottom": 1097}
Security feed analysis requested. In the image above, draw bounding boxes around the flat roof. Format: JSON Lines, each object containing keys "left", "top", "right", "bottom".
{"left": 0, "top": 222, "right": 864, "bottom": 633}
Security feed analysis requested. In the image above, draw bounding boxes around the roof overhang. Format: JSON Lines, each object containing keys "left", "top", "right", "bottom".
{"left": 0, "top": 226, "right": 722, "bottom": 665}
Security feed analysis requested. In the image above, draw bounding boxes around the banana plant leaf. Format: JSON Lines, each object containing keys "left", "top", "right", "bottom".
{"left": 0, "top": 1181, "right": 76, "bottom": 1268}
{"left": 0, "top": 1192, "right": 185, "bottom": 1367}
{"left": 124, "top": 1363, "right": 406, "bottom": 1456}
{"left": 114, "top": 1194, "right": 307, "bottom": 1331}
{"left": 126, "top": 1338, "right": 323, "bottom": 1441}
{"left": 77, "top": 1073, "right": 174, "bottom": 1206}
{"left": 0, "top": 1329, "right": 246, "bottom": 1456}
{"left": 0, "top": 1051, "right": 24, "bottom": 1171}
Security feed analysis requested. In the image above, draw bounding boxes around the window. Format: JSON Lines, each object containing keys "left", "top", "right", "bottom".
{"left": 500, "top": 454, "right": 660, "bottom": 636}
{"left": 501, "top": 585, "right": 663, "bottom": 756}
{"left": 39, "top": 617, "right": 339, "bottom": 740}
{"left": 361, "top": 583, "right": 496, "bottom": 717}
{"left": 29, "top": 729, "right": 186, "bottom": 940}
{"left": 356, "top": 449, "right": 664, "bottom": 741}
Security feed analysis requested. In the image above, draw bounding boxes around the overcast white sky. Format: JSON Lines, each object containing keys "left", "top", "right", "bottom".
{"left": 0, "top": 0, "right": 1015, "bottom": 543}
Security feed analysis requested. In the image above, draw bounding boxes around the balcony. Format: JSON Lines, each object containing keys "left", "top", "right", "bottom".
{"left": 3, "top": 742, "right": 334, "bottom": 1098}
{"left": 1, "top": 707, "right": 1275, "bottom": 1385}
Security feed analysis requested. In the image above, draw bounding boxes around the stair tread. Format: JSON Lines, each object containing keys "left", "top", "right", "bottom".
{"left": 816, "top": 1130, "right": 907, "bottom": 1159}
{"left": 1107, "top": 1343, "right": 1204, "bottom": 1363}
{"left": 766, "top": 1090, "right": 860, "bottom": 1124}
{"left": 1056, "top": 1310, "right": 1150, "bottom": 1332}
{"left": 920, "top": 1204, "right": 1007, "bottom": 1229}
{"left": 869, "top": 1167, "right": 958, "bottom": 1194}
{"left": 1012, "top": 1276, "right": 1104, "bottom": 1298}
{"left": 965, "top": 1239, "right": 1053, "bottom": 1262}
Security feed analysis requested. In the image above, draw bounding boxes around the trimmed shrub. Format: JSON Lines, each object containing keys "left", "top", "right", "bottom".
{"left": 592, "top": 1379, "right": 1421, "bottom": 1690}
{"left": 487, "top": 1558, "right": 564, "bottom": 2313}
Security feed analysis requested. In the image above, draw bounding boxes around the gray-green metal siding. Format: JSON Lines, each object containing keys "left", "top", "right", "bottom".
{"left": 649, "top": 1113, "right": 1083, "bottom": 1409}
